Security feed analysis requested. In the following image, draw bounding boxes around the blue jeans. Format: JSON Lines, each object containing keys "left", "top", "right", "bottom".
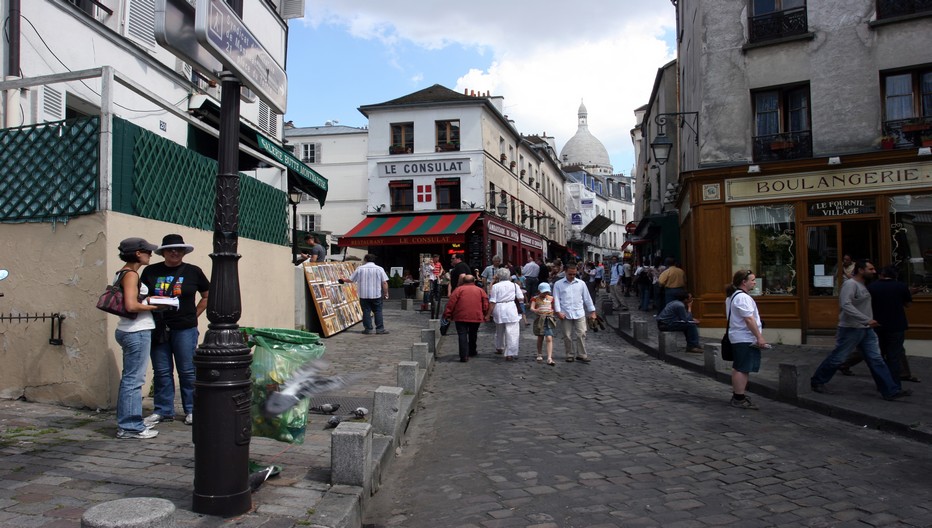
{"left": 658, "top": 321, "right": 700, "bottom": 348}
{"left": 639, "top": 285, "right": 651, "bottom": 311}
{"left": 360, "top": 298, "right": 384, "bottom": 331}
{"left": 150, "top": 326, "right": 198, "bottom": 417}
{"left": 810, "top": 327, "right": 901, "bottom": 398}
{"left": 115, "top": 329, "right": 151, "bottom": 433}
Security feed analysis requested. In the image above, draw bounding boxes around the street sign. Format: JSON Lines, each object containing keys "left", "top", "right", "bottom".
{"left": 155, "top": 0, "right": 222, "bottom": 83}
{"left": 625, "top": 221, "right": 637, "bottom": 234}
{"left": 194, "top": 0, "right": 287, "bottom": 114}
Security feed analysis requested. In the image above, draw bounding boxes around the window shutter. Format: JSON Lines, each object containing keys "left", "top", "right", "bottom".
{"left": 314, "top": 143, "right": 322, "bottom": 163}
{"left": 126, "top": 0, "right": 157, "bottom": 48}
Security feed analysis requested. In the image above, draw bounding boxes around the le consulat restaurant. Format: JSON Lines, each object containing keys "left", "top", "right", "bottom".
{"left": 676, "top": 150, "right": 931, "bottom": 349}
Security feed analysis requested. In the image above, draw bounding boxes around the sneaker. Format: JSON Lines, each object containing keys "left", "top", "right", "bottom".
{"left": 117, "top": 428, "right": 159, "bottom": 439}
{"left": 686, "top": 346, "right": 704, "bottom": 354}
{"left": 576, "top": 356, "right": 591, "bottom": 363}
{"left": 883, "top": 389, "right": 913, "bottom": 401}
{"left": 184, "top": 413, "right": 193, "bottom": 426}
{"left": 362, "top": 329, "right": 374, "bottom": 335}
{"left": 730, "top": 396, "right": 759, "bottom": 410}
{"left": 376, "top": 329, "right": 390, "bottom": 334}
{"left": 143, "top": 413, "right": 173, "bottom": 427}
{"left": 810, "top": 384, "right": 832, "bottom": 394}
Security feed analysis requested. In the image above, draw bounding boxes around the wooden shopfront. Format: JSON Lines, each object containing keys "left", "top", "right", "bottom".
{"left": 679, "top": 153, "right": 932, "bottom": 344}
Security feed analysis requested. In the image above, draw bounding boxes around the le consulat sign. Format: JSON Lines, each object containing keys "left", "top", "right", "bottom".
{"left": 726, "top": 162, "right": 932, "bottom": 202}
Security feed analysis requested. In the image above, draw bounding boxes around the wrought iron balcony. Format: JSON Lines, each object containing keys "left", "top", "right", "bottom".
{"left": 883, "top": 117, "right": 932, "bottom": 149}
{"left": 877, "top": 0, "right": 932, "bottom": 19}
{"left": 749, "top": 7, "right": 808, "bottom": 43}
{"left": 752, "top": 130, "right": 813, "bottom": 162}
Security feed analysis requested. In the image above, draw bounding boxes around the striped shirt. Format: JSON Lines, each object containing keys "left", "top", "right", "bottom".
{"left": 349, "top": 262, "right": 389, "bottom": 299}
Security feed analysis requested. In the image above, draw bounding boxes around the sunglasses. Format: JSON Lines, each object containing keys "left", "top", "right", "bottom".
{"left": 739, "top": 269, "right": 754, "bottom": 282}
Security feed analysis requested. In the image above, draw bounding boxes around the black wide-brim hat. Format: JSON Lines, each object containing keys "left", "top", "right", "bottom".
{"left": 155, "top": 233, "right": 195, "bottom": 256}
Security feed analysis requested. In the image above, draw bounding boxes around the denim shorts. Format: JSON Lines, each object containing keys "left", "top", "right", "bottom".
{"left": 731, "top": 342, "right": 761, "bottom": 373}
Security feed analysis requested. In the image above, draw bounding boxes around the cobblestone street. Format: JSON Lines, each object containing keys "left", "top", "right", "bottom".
{"left": 364, "top": 321, "right": 932, "bottom": 528}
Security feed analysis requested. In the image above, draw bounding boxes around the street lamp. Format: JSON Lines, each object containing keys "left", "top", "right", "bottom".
{"left": 650, "top": 112, "right": 699, "bottom": 165}
{"left": 288, "top": 191, "right": 303, "bottom": 264}
{"left": 489, "top": 189, "right": 508, "bottom": 217}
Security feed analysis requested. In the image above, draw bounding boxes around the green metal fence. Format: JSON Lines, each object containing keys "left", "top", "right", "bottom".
{"left": 110, "top": 117, "right": 288, "bottom": 246}
{"left": 0, "top": 117, "right": 99, "bottom": 221}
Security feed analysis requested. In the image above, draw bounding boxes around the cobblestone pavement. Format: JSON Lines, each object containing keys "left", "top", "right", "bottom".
{"left": 363, "top": 319, "right": 932, "bottom": 528}
{"left": 0, "top": 306, "right": 433, "bottom": 528}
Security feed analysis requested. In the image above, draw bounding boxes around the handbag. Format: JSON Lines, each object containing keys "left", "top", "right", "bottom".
{"left": 721, "top": 291, "right": 743, "bottom": 361}
{"left": 439, "top": 317, "right": 451, "bottom": 336}
{"left": 96, "top": 270, "right": 137, "bottom": 319}
{"left": 514, "top": 284, "right": 525, "bottom": 314}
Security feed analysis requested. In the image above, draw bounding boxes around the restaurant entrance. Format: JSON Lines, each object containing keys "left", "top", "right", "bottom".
{"left": 802, "top": 219, "right": 880, "bottom": 333}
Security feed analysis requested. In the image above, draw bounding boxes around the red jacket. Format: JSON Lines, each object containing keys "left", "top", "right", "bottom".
{"left": 443, "top": 283, "right": 489, "bottom": 323}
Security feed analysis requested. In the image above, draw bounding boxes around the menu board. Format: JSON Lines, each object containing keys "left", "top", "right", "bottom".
{"left": 303, "top": 262, "right": 362, "bottom": 337}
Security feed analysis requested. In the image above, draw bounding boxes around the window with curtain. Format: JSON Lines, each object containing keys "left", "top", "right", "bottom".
{"left": 389, "top": 180, "right": 414, "bottom": 211}
{"left": 753, "top": 85, "right": 812, "bottom": 161}
{"left": 390, "top": 123, "right": 414, "bottom": 154}
{"left": 435, "top": 120, "right": 460, "bottom": 151}
{"left": 730, "top": 205, "right": 797, "bottom": 295}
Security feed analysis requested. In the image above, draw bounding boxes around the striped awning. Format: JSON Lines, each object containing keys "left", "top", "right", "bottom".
{"left": 339, "top": 212, "right": 480, "bottom": 247}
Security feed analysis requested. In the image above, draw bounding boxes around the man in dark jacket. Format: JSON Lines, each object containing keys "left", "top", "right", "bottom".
{"left": 656, "top": 290, "right": 702, "bottom": 353}
{"left": 442, "top": 275, "right": 489, "bottom": 362}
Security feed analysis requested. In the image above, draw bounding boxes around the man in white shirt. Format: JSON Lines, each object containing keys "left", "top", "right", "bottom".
{"left": 522, "top": 257, "right": 540, "bottom": 299}
{"left": 553, "top": 263, "right": 598, "bottom": 362}
{"left": 343, "top": 254, "right": 390, "bottom": 335}
{"left": 481, "top": 255, "right": 502, "bottom": 293}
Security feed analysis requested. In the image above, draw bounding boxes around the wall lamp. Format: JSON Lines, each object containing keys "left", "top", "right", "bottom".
{"left": 488, "top": 190, "right": 508, "bottom": 217}
{"left": 650, "top": 112, "right": 699, "bottom": 165}
{"left": 520, "top": 212, "right": 557, "bottom": 235}
{"left": 363, "top": 204, "right": 385, "bottom": 214}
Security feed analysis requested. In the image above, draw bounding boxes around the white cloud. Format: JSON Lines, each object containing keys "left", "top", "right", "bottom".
{"left": 303, "top": 1, "right": 676, "bottom": 173}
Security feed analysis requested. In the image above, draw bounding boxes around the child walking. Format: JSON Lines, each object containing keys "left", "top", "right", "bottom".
{"left": 530, "top": 282, "right": 557, "bottom": 366}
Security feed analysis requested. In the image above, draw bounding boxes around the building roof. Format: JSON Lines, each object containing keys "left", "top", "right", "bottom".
{"left": 358, "top": 84, "right": 483, "bottom": 116}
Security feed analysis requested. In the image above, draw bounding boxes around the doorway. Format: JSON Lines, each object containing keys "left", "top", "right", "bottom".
{"left": 803, "top": 219, "right": 879, "bottom": 333}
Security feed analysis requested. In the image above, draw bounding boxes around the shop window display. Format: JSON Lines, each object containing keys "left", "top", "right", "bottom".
{"left": 731, "top": 205, "right": 796, "bottom": 295}
{"left": 889, "top": 194, "right": 932, "bottom": 294}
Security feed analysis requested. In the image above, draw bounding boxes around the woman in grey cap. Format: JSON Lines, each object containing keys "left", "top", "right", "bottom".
{"left": 113, "top": 237, "right": 163, "bottom": 439}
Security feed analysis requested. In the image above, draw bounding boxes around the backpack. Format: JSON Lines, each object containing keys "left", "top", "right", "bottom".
{"left": 637, "top": 268, "right": 652, "bottom": 286}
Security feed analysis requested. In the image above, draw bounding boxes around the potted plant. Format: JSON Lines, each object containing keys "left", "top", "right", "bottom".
{"left": 389, "top": 145, "right": 406, "bottom": 155}
{"left": 387, "top": 273, "right": 404, "bottom": 299}
{"left": 520, "top": 169, "right": 526, "bottom": 177}
{"left": 901, "top": 120, "right": 930, "bottom": 133}
{"left": 922, "top": 134, "right": 932, "bottom": 148}
{"left": 880, "top": 135, "right": 896, "bottom": 150}
{"left": 509, "top": 160, "right": 517, "bottom": 169}
{"left": 436, "top": 142, "right": 459, "bottom": 152}
{"left": 770, "top": 140, "right": 795, "bottom": 150}
{"left": 500, "top": 153, "right": 508, "bottom": 163}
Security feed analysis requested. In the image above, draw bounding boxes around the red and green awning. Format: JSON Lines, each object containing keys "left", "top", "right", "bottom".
{"left": 340, "top": 212, "right": 480, "bottom": 247}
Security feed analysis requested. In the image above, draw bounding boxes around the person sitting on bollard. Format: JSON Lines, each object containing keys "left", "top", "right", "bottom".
{"left": 656, "top": 291, "right": 703, "bottom": 354}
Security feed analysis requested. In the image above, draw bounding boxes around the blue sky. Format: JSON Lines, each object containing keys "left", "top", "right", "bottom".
{"left": 283, "top": 2, "right": 677, "bottom": 175}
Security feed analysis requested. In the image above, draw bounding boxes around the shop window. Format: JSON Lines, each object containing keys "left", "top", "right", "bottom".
{"left": 889, "top": 194, "right": 932, "bottom": 293}
{"left": 730, "top": 205, "right": 797, "bottom": 295}
{"left": 748, "top": 0, "right": 808, "bottom": 43}
{"left": 876, "top": 0, "right": 932, "bottom": 19}
{"left": 435, "top": 120, "right": 460, "bottom": 151}
{"left": 389, "top": 180, "right": 414, "bottom": 211}
{"left": 434, "top": 178, "right": 461, "bottom": 210}
{"left": 390, "top": 123, "right": 413, "bottom": 154}
{"left": 752, "top": 84, "right": 813, "bottom": 162}
{"left": 881, "top": 69, "right": 932, "bottom": 148}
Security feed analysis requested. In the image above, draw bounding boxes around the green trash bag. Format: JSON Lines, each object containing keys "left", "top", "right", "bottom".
{"left": 244, "top": 327, "right": 325, "bottom": 444}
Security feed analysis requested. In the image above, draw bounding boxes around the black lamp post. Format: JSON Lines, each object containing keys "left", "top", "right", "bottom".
{"left": 192, "top": 0, "right": 252, "bottom": 516}
{"left": 649, "top": 112, "right": 699, "bottom": 165}
{"left": 288, "top": 191, "right": 303, "bottom": 264}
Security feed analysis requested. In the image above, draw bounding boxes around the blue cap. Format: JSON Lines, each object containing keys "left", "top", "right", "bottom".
{"left": 538, "top": 282, "right": 551, "bottom": 293}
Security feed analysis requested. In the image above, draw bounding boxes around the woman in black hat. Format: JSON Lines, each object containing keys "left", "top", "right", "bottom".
{"left": 141, "top": 234, "right": 210, "bottom": 427}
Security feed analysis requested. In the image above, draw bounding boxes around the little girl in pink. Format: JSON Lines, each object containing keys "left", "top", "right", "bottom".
{"left": 530, "top": 283, "right": 557, "bottom": 366}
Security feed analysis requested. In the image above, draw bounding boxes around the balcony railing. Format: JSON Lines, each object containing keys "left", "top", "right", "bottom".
{"left": 877, "top": 0, "right": 932, "bottom": 19}
{"left": 752, "top": 130, "right": 813, "bottom": 162}
{"left": 883, "top": 117, "right": 932, "bottom": 148}
{"left": 749, "top": 7, "right": 808, "bottom": 43}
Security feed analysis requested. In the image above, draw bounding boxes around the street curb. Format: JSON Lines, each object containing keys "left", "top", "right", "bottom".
{"left": 612, "top": 321, "right": 932, "bottom": 445}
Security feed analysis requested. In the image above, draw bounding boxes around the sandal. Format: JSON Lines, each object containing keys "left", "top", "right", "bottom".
{"left": 536, "top": 356, "right": 543, "bottom": 362}
{"left": 547, "top": 359, "right": 556, "bottom": 366}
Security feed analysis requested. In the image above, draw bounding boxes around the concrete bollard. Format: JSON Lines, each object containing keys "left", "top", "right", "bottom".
{"left": 703, "top": 343, "right": 724, "bottom": 373}
{"left": 617, "top": 313, "right": 631, "bottom": 332}
{"left": 633, "top": 320, "right": 649, "bottom": 342}
{"left": 601, "top": 300, "right": 613, "bottom": 316}
{"left": 778, "top": 363, "right": 799, "bottom": 401}
{"left": 82, "top": 498, "right": 175, "bottom": 528}
{"left": 411, "top": 342, "right": 430, "bottom": 370}
{"left": 397, "top": 361, "right": 418, "bottom": 394}
{"left": 372, "top": 386, "right": 403, "bottom": 437}
{"left": 331, "top": 422, "right": 372, "bottom": 489}
{"left": 420, "top": 329, "right": 437, "bottom": 356}
{"left": 658, "top": 331, "right": 678, "bottom": 356}
{"left": 401, "top": 298, "right": 413, "bottom": 310}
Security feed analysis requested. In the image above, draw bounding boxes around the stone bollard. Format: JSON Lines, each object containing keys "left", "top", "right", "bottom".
{"left": 633, "top": 320, "right": 649, "bottom": 342}
{"left": 372, "top": 386, "right": 403, "bottom": 437}
{"left": 703, "top": 343, "right": 724, "bottom": 373}
{"left": 82, "top": 497, "right": 175, "bottom": 528}
{"left": 421, "top": 329, "right": 437, "bottom": 357}
{"left": 331, "top": 422, "right": 372, "bottom": 490}
{"left": 658, "top": 331, "right": 678, "bottom": 356}
{"left": 411, "top": 342, "right": 430, "bottom": 370}
{"left": 617, "top": 313, "right": 631, "bottom": 332}
{"left": 778, "top": 363, "right": 799, "bottom": 401}
{"left": 601, "top": 300, "right": 614, "bottom": 316}
{"left": 401, "top": 298, "right": 413, "bottom": 310}
{"left": 397, "top": 361, "right": 418, "bottom": 394}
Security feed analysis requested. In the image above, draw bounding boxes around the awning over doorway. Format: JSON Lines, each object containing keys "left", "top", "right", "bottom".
{"left": 581, "top": 214, "right": 613, "bottom": 237}
{"left": 339, "top": 212, "right": 481, "bottom": 247}
{"left": 256, "top": 135, "right": 329, "bottom": 206}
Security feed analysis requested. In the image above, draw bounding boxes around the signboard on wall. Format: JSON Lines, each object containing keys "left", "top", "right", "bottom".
{"left": 807, "top": 198, "right": 876, "bottom": 217}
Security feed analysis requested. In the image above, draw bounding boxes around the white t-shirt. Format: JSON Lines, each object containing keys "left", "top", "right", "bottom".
{"left": 489, "top": 281, "right": 521, "bottom": 323}
{"left": 117, "top": 277, "right": 155, "bottom": 333}
{"left": 727, "top": 290, "right": 761, "bottom": 344}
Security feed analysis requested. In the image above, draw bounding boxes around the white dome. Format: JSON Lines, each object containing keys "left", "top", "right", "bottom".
{"left": 560, "top": 100, "right": 611, "bottom": 170}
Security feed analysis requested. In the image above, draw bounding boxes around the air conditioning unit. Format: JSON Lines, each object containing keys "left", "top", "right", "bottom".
{"left": 175, "top": 58, "right": 193, "bottom": 83}
{"left": 39, "top": 86, "right": 66, "bottom": 123}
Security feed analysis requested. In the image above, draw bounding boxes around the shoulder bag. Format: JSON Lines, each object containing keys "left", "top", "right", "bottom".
{"left": 96, "top": 270, "right": 137, "bottom": 319}
{"left": 721, "top": 291, "right": 744, "bottom": 361}
{"left": 514, "top": 284, "right": 525, "bottom": 314}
